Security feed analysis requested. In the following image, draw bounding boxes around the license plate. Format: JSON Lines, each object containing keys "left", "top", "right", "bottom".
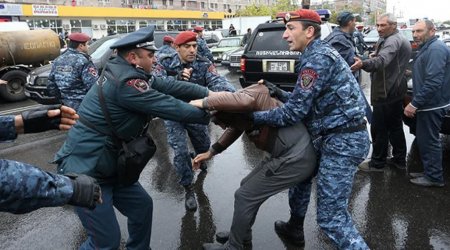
{"left": 230, "top": 63, "right": 240, "bottom": 67}
{"left": 268, "top": 61, "right": 288, "bottom": 72}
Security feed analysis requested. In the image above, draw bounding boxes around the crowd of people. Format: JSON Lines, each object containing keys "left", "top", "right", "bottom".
{"left": 1, "top": 8, "right": 449, "bottom": 250}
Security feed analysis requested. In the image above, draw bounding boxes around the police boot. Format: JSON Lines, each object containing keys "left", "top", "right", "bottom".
{"left": 274, "top": 216, "right": 305, "bottom": 247}
{"left": 202, "top": 243, "right": 226, "bottom": 250}
{"left": 184, "top": 185, "right": 197, "bottom": 211}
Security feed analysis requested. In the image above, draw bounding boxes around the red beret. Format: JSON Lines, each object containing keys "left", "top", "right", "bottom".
{"left": 68, "top": 32, "right": 90, "bottom": 43}
{"left": 163, "top": 35, "right": 174, "bottom": 43}
{"left": 193, "top": 26, "right": 204, "bottom": 32}
{"left": 283, "top": 9, "right": 322, "bottom": 24}
{"left": 174, "top": 31, "right": 197, "bottom": 45}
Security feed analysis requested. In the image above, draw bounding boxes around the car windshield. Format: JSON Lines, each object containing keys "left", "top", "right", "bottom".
{"left": 399, "top": 29, "right": 413, "bottom": 41}
{"left": 218, "top": 38, "right": 241, "bottom": 47}
{"left": 90, "top": 38, "right": 120, "bottom": 60}
{"left": 366, "top": 29, "right": 379, "bottom": 38}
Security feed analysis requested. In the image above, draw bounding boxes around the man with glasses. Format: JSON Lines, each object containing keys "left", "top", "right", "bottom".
{"left": 352, "top": 13, "right": 411, "bottom": 172}
{"left": 47, "top": 32, "right": 99, "bottom": 111}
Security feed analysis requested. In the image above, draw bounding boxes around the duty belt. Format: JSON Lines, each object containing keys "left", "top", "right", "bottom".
{"left": 321, "top": 121, "right": 367, "bottom": 136}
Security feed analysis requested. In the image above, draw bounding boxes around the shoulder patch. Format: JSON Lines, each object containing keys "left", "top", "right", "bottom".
{"left": 88, "top": 67, "right": 98, "bottom": 77}
{"left": 299, "top": 69, "right": 318, "bottom": 90}
{"left": 127, "top": 79, "right": 150, "bottom": 93}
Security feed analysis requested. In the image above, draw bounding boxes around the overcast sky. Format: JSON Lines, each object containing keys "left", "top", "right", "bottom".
{"left": 386, "top": 0, "right": 450, "bottom": 21}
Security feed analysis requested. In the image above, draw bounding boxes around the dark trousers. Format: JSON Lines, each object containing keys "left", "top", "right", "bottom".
{"left": 416, "top": 108, "right": 448, "bottom": 183}
{"left": 370, "top": 99, "right": 407, "bottom": 167}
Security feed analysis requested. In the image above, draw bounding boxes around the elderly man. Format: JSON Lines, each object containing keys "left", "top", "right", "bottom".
{"left": 47, "top": 32, "right": 98, "bottom": 111}
{"left": 352, "top": 13, "right": 411, "bottom": 172}
{"left": 53, "top": 26, "right": 212, "bottom": 250}
{"left": 154, "top": 31, "right": 235, "bottom": 211}
{"left": 404, "top": 20, "right": 450, "bottom": 187}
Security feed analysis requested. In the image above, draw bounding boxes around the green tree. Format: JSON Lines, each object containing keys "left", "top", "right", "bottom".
{"left": 235, "top": 0, "right": 297, "bottom": 18}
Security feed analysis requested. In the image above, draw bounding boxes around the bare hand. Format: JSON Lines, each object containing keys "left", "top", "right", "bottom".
{"left": 257, "top": 79, "right": 265, "bottom": 85}
{"left": 404, "top": 103, "right": 417, "bottom": 118}
{"left": 181, "top": 68, "right": 193, "bottom": 81}
{"left": 192, "top": 151, "right": 213, "bottom": 170}
{"left": 350, "top": 57, "right": 363, "bottom": 71}
{"left": 0, "top": 79, "right": 7, "bottom": 85}
{"left": 48, "top": 105, "right": 79, "bottom": 130}
{"left": 189, "top": 99, "right": 204, "bottom": 108}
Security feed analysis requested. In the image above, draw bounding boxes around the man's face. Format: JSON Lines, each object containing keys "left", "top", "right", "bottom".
{"left": 413, "top": 21, "right": 435, "bottom": 46}
{"left": 376, "top": 16, "right": 396, "bottom": 38}
{"left": 132, "top": 49, "right": 156, "bottom": 73}
{"left": 282, "top": 21, "right": 314, "bottom": 52}
{"left": 176, "top": 42, "right": 197, "bottom": 63}
{"left": 79, "top": 42, "right": 89, "bottom": 53}
{"left": 348, "top": 18, "right": 356, "bottom": 31}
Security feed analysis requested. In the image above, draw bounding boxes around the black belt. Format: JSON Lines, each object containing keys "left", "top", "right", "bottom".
{"left": 322, "top": 122, "right": 367, "bottom": 136}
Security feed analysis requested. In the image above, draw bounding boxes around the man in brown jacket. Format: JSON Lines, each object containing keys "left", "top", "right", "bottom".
{"left": 190, "top": 83, "right": 317, "bottom": 250}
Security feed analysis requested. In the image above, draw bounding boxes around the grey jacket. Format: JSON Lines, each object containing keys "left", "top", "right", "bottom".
{"left": 362, "top": 30, "right": 411, "bottom": 104}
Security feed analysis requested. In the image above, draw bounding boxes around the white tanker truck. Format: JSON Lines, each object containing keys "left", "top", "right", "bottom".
{"left": 0, "top": 29, "right": 60, "bottom": 101}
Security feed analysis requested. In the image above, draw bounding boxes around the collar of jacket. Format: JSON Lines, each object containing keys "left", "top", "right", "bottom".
{"left": 419, "top": 35, "right": 438, "bottom": 50}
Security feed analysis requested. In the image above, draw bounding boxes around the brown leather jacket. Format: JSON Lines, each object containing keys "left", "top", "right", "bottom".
{"left": 205, "top": 84, "right": 281, "bottom": 153}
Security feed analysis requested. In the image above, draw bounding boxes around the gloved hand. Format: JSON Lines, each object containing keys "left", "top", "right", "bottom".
{"left": 65, "top": 173, "right": 102, "bottom": 209}
{"left": 261, "top": 80, "right": 283, "bottom": 99}
{"left": 21, "top": 104, "right": 62, "bottom": 134}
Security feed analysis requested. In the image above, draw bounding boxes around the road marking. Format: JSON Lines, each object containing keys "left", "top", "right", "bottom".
{"left": 0, "top": 104, "right": 42, "bottom": 115}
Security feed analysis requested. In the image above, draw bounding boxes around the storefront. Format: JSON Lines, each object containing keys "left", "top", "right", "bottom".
{"left": 7, "top": 4, "right": 224, "bottom": 39}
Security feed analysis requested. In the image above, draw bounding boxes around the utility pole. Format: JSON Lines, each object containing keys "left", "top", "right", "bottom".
{"left": 302, "top": 0, "right": 310, "bottom": 9}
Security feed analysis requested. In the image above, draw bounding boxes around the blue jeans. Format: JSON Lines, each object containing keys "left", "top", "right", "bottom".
{"left": 76, "top": 182, "right": 153, "bottom": 250}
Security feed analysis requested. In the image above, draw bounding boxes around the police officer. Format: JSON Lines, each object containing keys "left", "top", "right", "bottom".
{"left": 47, "top": 32, "right": 99, "bottom": 111}
{"left": 248, "top": 9, "right": 370, "bottom": 249}
{"left": 53, "top": 26, "right": 211, "bottom": 250}
{"left": 0, "top": 105, "right": 101, "bottom": 214}
{"left": 156, "top": 35, "right": 176, "bottom": 59}
{"left": 193, "top": 26, "right": 214, "bottom": 62}
{"left": 154, "top": 31, "right": 235, "bottom": 211}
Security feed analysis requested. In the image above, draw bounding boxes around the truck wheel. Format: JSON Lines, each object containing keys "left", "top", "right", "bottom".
{"left": 0, "top": 70, "right": 28, "bottom": 102}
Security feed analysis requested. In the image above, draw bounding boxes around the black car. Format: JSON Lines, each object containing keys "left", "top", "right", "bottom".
{"left": 25, "top": 31, "right": 179, "bottom": 104}
{"left": 239, "top": 16, "right": 336, "bottom": 90}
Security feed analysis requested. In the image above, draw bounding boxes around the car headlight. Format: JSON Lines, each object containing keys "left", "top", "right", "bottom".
{"left": 222, "top": 53, "right": 229, "bottom": 60}
{"left": 35, "top": 77, "right": 49, "bottom": 86}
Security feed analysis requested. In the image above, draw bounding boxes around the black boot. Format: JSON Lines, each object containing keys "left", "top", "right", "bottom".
{"left": 216, "top": 231, "right": 252, "bottom": 248}
{"left": 274, "top": 216, "right": 305, "bottom": 247}
{"left": 184, "top": 185, "right": 197, "bottom": 211}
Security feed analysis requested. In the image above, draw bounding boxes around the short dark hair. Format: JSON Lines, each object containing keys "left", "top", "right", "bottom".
{"left": 300, "top": 21, "right": 321, "bottom": 39}
{"left": 68, "top": 40, "right": 85, "bottom": 49}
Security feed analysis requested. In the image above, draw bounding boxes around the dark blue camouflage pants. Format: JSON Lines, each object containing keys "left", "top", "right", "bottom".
{"left": 0, "top": 159, "right": 73, "bottom": 214}
{"left": 289, "top": 130, "right": 370, "bottom": 250}
{"left": 164, "top": 120, "right": 210, "bottom": 186}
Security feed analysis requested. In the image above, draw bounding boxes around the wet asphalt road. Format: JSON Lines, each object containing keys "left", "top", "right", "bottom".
{"left": 1, "top": 68, "right": 450, "bottom": 250}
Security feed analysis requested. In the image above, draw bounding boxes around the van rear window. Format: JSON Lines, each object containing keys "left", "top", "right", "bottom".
{"left": 249, "top": 29, "right": 288, "bottom": 51}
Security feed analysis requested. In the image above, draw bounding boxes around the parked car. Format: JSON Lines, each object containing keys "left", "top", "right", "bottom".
{"left": 203, "top": 30, "right": 223, "bottom": 48}
{"left": 210, "top": 36, "right": 243, "bottom": 63}
{"left": 25, "top": 31, "right": 179, "bottom": 104}
{"left": 364, "top": 28, "right": 418, "bottom": 58}
{"left": 221, "top": 47, "right": 244, "bottom": 72}
{"left": 239, "top": 10, "right": 337, "bottom": 90}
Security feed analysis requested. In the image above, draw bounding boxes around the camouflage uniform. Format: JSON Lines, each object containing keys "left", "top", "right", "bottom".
{"left": 154, "top": 53, "right": 235, "bottom": 186}
{"left": 47, "top": 48, "right": 99, "bottom": 111}
{"left": 197, "top": 37, "right": 214, "bottom": 62}
{"left": 0, "top": 116, "right": 73, "bottom": 214}
{"left": 253, "top": 39, "right": 370, "bottom": 249}
{"left": 155, "top": 44, "right": 176, "bottom": 60}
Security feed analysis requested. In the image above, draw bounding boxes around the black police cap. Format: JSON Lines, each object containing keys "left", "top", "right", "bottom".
{"left": 110, "top": 26, "right": 158, "bottom": 51}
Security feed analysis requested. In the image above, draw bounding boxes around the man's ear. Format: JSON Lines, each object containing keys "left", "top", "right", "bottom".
{"left": 126, "top": 51, "right": 138, "bottom": 64}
